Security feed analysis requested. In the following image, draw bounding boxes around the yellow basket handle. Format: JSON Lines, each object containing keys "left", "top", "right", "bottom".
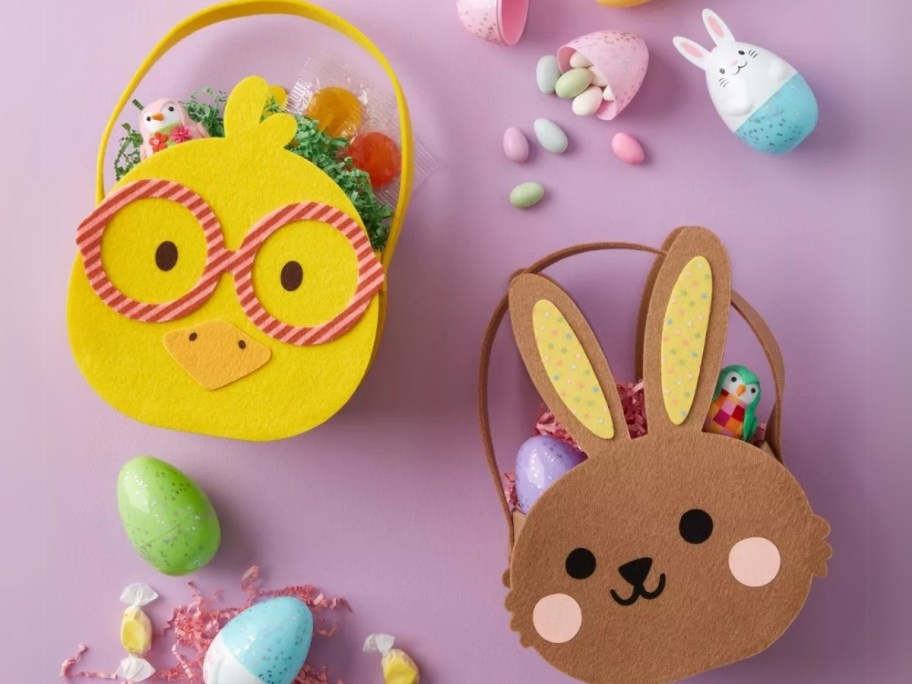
{"left": 95, "top": 0, "right": 414, "bottom": 268}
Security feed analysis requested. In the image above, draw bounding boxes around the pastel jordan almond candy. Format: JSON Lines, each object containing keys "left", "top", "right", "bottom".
{"left": 569, "top": 51, "right": 593, "bottom": 68}
{"left": 534, "top": 119, "right": 569, "bottom": 154}
{"left": 503, "top": 127, "right": 530, "bottom": 163}
{"left": 536, "top": 55, "right": 562, "bottom": 94}
{"left": 612, "top": 132, "right": 646, "bottom": 165}
{"left": 555, "top": 68, "right": 593, "bottom": 99}
{"left": 572, "top": 86, "right": 604, "bottom": 116}
{"left": 510, "top": 182, "right": 545, "bottom": 209}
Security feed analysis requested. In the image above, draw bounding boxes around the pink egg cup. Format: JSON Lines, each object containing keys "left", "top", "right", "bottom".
{"left": 558, "top": 31, "right": 649, "bottom": 120}
{"left": 457, "top": 0, "right": 529, "bottom": 46}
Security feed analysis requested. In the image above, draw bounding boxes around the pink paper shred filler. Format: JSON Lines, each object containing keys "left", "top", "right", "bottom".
{"left": 502, "top": 381, "right": 767, "bottom": 509}
{"left": 62, "top": 566, "right": 349, "bottom": 684}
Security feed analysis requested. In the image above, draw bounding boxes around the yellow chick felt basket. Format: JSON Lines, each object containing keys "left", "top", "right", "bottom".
{"left": 67, "top": 0, "right": 413, "bottom": 441}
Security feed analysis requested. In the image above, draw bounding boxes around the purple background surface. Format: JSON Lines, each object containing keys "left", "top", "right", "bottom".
{"left": 0, "top": 0, "right": 906, "bottom": 682}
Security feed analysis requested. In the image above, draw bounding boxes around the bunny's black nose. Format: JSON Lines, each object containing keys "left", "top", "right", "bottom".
{"left": 618, "top": 557, "right": 653, "bottom": 586}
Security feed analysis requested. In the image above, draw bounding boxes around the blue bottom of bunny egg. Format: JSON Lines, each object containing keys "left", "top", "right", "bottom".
{"left": 735, "top": 74, "right": 819, "bottom": 154}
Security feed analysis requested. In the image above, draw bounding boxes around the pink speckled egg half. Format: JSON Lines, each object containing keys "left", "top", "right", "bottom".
{"left": 612, "top": 132, "right": 646, "bottom": 165}
{"left": 456, "top": 0, "right": 529, "bottom": 46}
{"left": 558, "top": 31, "right": 649, "bottom": 120}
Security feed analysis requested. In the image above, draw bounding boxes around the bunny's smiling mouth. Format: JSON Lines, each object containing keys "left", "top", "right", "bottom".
{"left": 610, "top": 573, "right": 667, "bottom": 606}
{"left": 608, "top": 556, "right": 666, "bottom": 606}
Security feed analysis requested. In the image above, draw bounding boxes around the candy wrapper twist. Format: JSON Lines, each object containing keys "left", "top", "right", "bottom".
{"left": 117, "top": 583, "right": 158, "bottom": 681}
{"left": 363, "top": 634, "right": 419, "bottom": 684}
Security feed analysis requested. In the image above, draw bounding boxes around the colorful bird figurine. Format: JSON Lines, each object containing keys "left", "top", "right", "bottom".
{"left": 138, "top": 99, "right": 209, "bottom": 159}
{"left": 704, "top": 365, "right": 761, "bottom": 442}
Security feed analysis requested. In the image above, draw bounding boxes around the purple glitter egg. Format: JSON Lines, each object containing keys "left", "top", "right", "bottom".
{"left": 515, "top": 435, "right": 586, "bottom": 513}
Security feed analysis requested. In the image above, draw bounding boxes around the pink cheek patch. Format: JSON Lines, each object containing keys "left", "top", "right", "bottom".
{"left": 729, "top": 537, "right": 781, "bottom": 587}
{"left": 533, "top": 593, "right": 583, "bottom": 644}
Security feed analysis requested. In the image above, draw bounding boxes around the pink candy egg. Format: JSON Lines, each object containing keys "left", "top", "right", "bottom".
{"left": 503, "top": 127, "right": 530, "bottom": 163}
{"left": 612, "top": 132, "right": 645, "bottom": 165}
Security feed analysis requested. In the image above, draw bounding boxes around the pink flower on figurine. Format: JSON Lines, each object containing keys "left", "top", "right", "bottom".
{"left": 169, "top": 125, "right": 193, "bottom": 143}
{"left": 149, "top": 133, "right": 169, "bottom": 153}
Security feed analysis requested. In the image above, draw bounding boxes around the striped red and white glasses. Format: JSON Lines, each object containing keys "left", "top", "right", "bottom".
{"left": 76, "top": 178, "right": 384, "bottom": 346}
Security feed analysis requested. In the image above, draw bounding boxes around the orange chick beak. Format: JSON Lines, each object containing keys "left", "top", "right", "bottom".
{"left": 736, "top": 385, "right": 746, "bottom": 397}
{"left": 151, "top": 112, "right": 165, "bottom": 121}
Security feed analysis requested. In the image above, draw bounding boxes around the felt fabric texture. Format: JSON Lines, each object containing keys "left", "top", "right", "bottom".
{"left": 510, "top": 274, "right": 628, "bottom": 459}
{"left": 479, "top": 240, "right": 791, "bottom": 551}
{"left": 163, "top": 319, "right": 272, "bottom": 390}
{"left": 659, "top": 255, "right": 713, "bottom": 425}
{"left": 67, "top": 0, "right": 416, "bottom": 440}
{"left": 68, "top": 75, "right": 383, "bottom": 440}
{"left": 530, "top": 299, "right": 615, "bottom": 439}
{"left": 482, "top": 229, "right": 831, "bottom": 684}
{"left": 90, "top": 0, "right": 414, "bottom": 270}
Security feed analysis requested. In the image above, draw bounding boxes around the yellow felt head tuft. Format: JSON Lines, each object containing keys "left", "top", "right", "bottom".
{"left": 223, "top": 75, "right": 297, "bottom": 148}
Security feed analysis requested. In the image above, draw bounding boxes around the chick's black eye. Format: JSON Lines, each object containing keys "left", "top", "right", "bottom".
{"left": 280, "top": 261, "right": 304, "bottom": 291}
{"left": 738, "top": 50, "right": 745, "bottom": 55}
{"left": 155, "top": 241, "right": 178, "bottom": 271}
{"left": 731, "top": 376, "right": 738, "bottom": 382}
{"left": 566, "top": 548, "right": 597, "bottom": 580}
{"left": 168, "top": 105, "right": 175, "bottom": 112}
{"left": 719, "top": 68, "right": 726, "bottom": 74}
{"left": 751, "top": 388, "right": 757, "bottom": 394}
{"left": 679, "top": 509, "right": 713, "bottom": 544}
{"left": 146, "top": 116, "right": 152, "bottom": 122}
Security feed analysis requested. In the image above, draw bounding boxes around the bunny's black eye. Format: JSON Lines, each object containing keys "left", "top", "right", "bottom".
{"left": 566, "top": 548, "right": 597, "bottom": 579}
{"left": 719, "top": 68, "right": 726, "bottom": 74}
{"left": 155, "top": 241, "right": 178, "bottom": 271}
{"left": 680, "top": 509, "right": 713, "bottom": 544}
{"left": 738, "top": 50, "right": 745, "bottom": 55}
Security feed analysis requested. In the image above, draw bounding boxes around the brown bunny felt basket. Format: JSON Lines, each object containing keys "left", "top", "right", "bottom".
{"left": 478, "top": 228, "right": 831, "bottom": 684}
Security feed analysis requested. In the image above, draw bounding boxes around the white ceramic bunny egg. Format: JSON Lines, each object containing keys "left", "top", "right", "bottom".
{"left": 674, "top": 9, "right": 818, "bottom": 154}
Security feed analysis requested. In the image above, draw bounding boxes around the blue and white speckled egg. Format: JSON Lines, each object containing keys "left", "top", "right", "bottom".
{"left": 735, "top": 74, "right": 818, "bottom": 154}
{"left": 203, "top": 597, "right": 313, "bottom": 684}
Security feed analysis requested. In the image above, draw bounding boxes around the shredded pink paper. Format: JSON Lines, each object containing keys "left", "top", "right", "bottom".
{"left": 536, "top": 381, "right": 648, "bottom": 446}
{"left": 62, "top": 567, "right": 349, "bottom": 684}
{"left": 503, "top": 381, "right": 767, "bottom": 510}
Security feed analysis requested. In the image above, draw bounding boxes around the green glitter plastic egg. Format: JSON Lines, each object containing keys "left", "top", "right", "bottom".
{"left": 117, "top": 456, "right": 221, "bottom": 575}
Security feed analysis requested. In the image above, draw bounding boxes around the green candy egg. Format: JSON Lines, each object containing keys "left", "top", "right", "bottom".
{"left": 117, "top": 456, "right": 220, "bottom": 576}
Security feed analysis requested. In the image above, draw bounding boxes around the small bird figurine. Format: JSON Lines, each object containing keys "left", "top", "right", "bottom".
{"left": 138, "top": 99, "right": 209, "bottom": 159}
{"left": 704, "top": 365, "right": 761, "bottom": 441}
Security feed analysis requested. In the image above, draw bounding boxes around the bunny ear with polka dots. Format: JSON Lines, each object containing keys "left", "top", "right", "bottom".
{"left": 641, "top": 227, "right": 732, "bottom": 435}
{"left": 509, "top": 273, "right": 630, "bottom": 459}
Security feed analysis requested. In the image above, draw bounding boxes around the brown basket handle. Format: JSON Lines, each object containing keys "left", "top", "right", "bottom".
{"left": 478, "top": 241, "right": 786, "bottom": 548}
